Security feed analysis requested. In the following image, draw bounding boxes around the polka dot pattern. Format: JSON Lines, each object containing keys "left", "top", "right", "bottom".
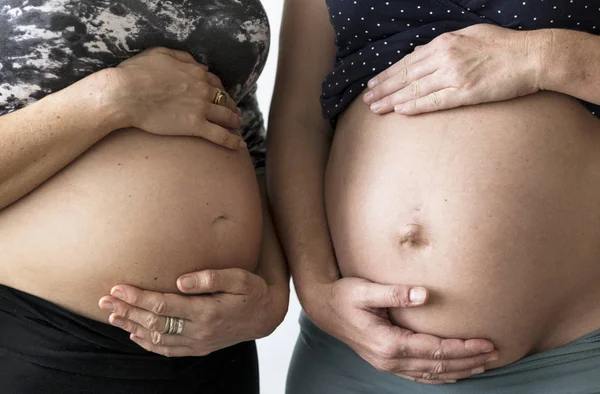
{"left": 322, "top": 0, "right": 600, "bottom": 120}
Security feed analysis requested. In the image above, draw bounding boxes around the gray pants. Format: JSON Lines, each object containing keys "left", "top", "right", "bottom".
{"left": 286, "top": 312, "right": 600, "bottom": 394}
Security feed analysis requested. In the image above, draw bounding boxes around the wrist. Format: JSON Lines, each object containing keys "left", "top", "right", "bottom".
{"left": 532, "top": 28, "right": 567, "bottom": 92}
{"left": 84, "top": 68, "right": 135, "bottom": 132}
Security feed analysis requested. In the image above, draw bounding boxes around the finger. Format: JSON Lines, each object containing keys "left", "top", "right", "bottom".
{"left": 130, "top": 334, "right": 194, "bottom": 357}
{"left": 109, "top": 285, "right": 191, "bottom": 319}
{"left": 396, "top": 374, "right": 448, "bottom": 385}
{"left": 149, "top": 47, "right": 197, "bottom": 64}
{"left": 206, "top": 72, "right": 225, "bottom": 91}
{"left": 370, "top": 72, "right": 446, "bottom": 114}
{"left": 398, "top": 353, "right": 496, "bottom": 380}
{"left": 197, "top": 122, "right": 246, "bottom": 150}
{"left": 100, "top": 296, "right": 194, "bottom": 336}
{"left": 392, "top": 328, "right": 495, "bottom": 359}
{"left": 357, "top": 283, "right": 429, "bottom": 308}
{"left": 206, "top": 103, "right": 242, "bottom": 130}
{"left": 395, "top": 87, "right": 464, "bottom": 115}
{"left": 177, "top": 268, "right": 262, "bottom": 295}
{"left": 405, "top": 368, "right": 484, "bottom": 382}
{"left": 132, "top": 322, "right": 196, "bottom": 348}
{"left": 364, "top": 58, "right": 437, "bottom": 105}
{"left": 367, "top": 45, "right": 435, "bottom": 88}
{"left": 205, "top": 75, "right": 239, "bottom": 114}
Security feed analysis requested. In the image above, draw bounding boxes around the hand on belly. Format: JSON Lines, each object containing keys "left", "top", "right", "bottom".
{"left": 326, "top": 91, "right": 600, "bottom": 369}
{"left": 0, "top": 128, "right": 263, "bottom": 322}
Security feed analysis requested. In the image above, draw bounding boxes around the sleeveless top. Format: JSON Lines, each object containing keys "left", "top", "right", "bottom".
{"left": 0, "top": 0, "right": 270, "bottom": 170}
{"left": 322, "top": 0, "right": 600, "bottom": 120}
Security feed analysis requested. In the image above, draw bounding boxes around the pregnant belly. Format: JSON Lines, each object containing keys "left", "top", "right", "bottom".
{"left": 0, "top": 129, "right": 262, "bottom": 322}
{"left": 326, "top": 91, "right": 600, "bottom": 368}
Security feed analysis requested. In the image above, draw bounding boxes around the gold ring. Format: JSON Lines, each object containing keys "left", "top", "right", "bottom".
{"left": 162, "top": 316, "right": 172, "bottom": 334}
{"left": 213, "top": 89, "right": 227, "bottom": 106}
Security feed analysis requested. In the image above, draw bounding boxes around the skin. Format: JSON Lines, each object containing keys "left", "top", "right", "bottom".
{"left": 0, "top": 47, "right": 243, "bottom": 211}
{"left": 0, "top": 47, "right": 289, "bottom": 357}
{"left": 98, "top": 174, "right": 290, "bottom": 357}
{"left": 266, "top": 0, "right": 499, "bottom": 385}
{"left": 363, "top": 25, "right": 600, "bottom": 114}
{"left": 270, "top": 11, "right": 600, "bottom": 387}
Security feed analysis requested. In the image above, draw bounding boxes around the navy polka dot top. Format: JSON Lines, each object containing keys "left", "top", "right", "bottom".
{"left": 322, "top": 0, "right": 600, "bottom": 120}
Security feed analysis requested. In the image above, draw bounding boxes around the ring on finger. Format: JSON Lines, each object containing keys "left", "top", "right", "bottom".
{"left": 162, "top": 316, "right": 173, "bottom": 334}
{"left": 213, "top": 88, "right": 228, "bottom": 106}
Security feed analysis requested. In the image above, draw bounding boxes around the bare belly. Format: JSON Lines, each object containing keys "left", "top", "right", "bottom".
{"left": 325, "top": 91, "right": 600, "bottom": 369}
{"left": 0, "top": 129, "right": 262, "bottom": 322}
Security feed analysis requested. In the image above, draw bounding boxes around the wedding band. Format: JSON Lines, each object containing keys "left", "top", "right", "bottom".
{"left": 213, "top": 89, "right": 227, "bottom": 106}
{"left": 162, "top": 316, "right": 172, "bottom": 334}
{"left": 175, "top": 318, "right": 185, "bottom": 335}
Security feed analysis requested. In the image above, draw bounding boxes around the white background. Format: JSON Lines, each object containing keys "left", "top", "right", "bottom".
{"left": 255, "top": 1, "right": 304, "bottom": 394}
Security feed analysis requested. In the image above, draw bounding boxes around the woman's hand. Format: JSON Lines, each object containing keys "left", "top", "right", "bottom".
{"left": 105, "top": 47, "right": 245, "bottom": 149}
{"left": 98, "top": 268, "right": 288, "bottom": 357}
{"left": 363, "top": 24, "right": 543, "bottom": 115}
{"left": 300, "top": 278, "right": 498, "bottom": 384}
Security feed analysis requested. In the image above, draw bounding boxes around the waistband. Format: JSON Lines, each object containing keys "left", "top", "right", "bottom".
{"left": 0, "top": 284, "right": 252, "bottom": 380}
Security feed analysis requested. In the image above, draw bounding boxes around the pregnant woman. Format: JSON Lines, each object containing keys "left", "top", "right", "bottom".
{"left": 269, "top": 0, "right": 600, "bottom": 392}
{"left": 0, "top": 1, "right": 288, "bottom": 393}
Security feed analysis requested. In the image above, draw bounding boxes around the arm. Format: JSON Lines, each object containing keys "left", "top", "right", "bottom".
{"left": 363, "top": 25, "right": 600, "bottom": 115}
{"left": 537, "top": 29, "right": 600, "bottom": 105}
{"left": 0, "top": 72, "right": 123, "bottom": 210}
{"left": 0, "top": 47, "right": 243, "bottom": 210}
{"left": 267, "top": 0, "right": 497, "bottom": 384}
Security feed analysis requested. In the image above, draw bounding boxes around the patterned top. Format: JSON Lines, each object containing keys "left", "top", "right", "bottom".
{"left": 0, "top": 0, "right": 270, "bottom": 171}
{"left": 322, "top": 0, "right": 600, "bottom": 120}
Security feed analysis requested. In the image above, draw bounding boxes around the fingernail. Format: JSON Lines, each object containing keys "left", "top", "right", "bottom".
{"left": 487, "top": 355, "right": 499, "bottom": 362}
{"left": 100, "top": 302, "right": 115, "bottom": 312}
{"left": 368, "top": 77, "right": 377, "bottom": 88}
{"left": 239, "top": 116, "right": 244, "bottom": 124}
{"left": 370, "top": 102, "right": 382, "bottom": 112}
{"left": 445, "top": 380, "right": 457, "bottom": 384}
{"left": 180, "top": 276, "right": 197, "bottom": 289}
{"left": 111, "top": 289, "right": 124, "bottom": 300}
{"left": 111, "top": 315, "right": 125, "bottom": 327}
{"left": 236, "top": 107, "right": 242, "bottom": 115}
{"left": 394, "top": 104, "right": 404, "bottom": 113}
{"left": 239, "top": 140, "right": 247, "bottom": 149}
{"left": 409, "top": 287, "right": 427, "bottom": 304}
{"left": 471, "top": 367, "right": 485, "bottom": 375}
{"left": 364, "top": 91, "right": 374, "bottom": 103}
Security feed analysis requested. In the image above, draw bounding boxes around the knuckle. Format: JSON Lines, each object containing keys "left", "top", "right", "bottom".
{"left": 428, "top": 92, "right": 442, "bottom": 108}
{"left": 388, "top": 287, "right": 410, "bottom": 306}
{"left": 201, "top": 271, "right": 218, "bottom": 290}
{"left": 430, "top": 346, "right": 447, "bottom": 360}
{"left": 409, "top": 81, "right": 421, "bottom": 99}
{"left": 374, "top": 343, "right": 398, "bottom": 360}
{"left": 151, "top": 331, "right": 163, "bottom": 346}
{"left": 219, "top": 131, "right": 231, "bottom": 146}
{"left": 422, "top": 372, "right": 439, "bottom": 380}
{"left": 152, "top": 300, "right": 168, "bottom": 316}
{"left": 432, "top": 360, "right": 448, "bottom": 374}
{"left": 145, "top": 314, "right": 162, "bottom": 331}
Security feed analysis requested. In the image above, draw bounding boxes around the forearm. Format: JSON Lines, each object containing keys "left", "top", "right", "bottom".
{"left": 536, "top": 28, "right": 600, "bottom": 105}
{"left": 256, "top": 174, "right": 290, "bottom": 290}
{"left": 266, "top": 118, "right": 341, "bottom": 300}
{"left": 0, "top": 70, "right": 126, "bottom": 209}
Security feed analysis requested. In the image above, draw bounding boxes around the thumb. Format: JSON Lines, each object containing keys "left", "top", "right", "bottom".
{"left": 177, "top": 268, "right": 259, "bottom": 295}
{"left": 359, "top": 283, "right": 429, "bottom": 309}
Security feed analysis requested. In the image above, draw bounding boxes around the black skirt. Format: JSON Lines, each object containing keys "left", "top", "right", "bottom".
{"left": 0, "top": 284, "right": 259, "bottom": 394}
